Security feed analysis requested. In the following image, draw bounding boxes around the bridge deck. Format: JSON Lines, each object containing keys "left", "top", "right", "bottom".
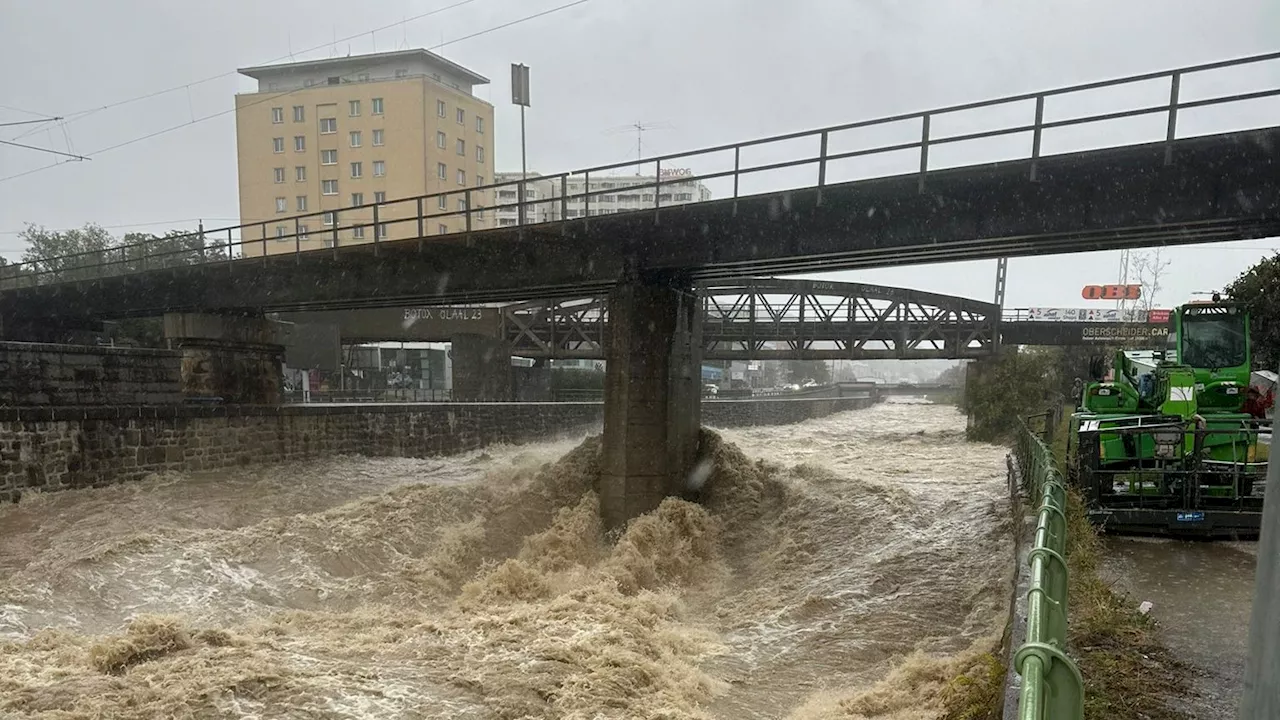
{"left": 4, "top": 127, "right": 1278, "bottom": 330}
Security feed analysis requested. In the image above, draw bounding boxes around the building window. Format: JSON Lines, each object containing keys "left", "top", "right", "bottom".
{"left": 293, "top": 105, "right": 305, "bottom": 122}
{"left": 373, "top": 160, "right": 385, "bottom": 177}
{"left": 273, "top": 167, "right": 285, "bottom": 184}
{"left": 272, "top": 137, "right": 284, "bottom": 153}
{"left": 436, "top": 131, "right": 447, "bottom": 149}
{"left": 374, "top": 191, "right": 386, "bottom": 204}
{"left": 455, "top": 108, "right": 464, "bottom": 124}
{"left": 372, "top": 129, "right": 384, "bottom": 146}
{"left": 437, "top": 195, "right": 447, "bottom": 210}
{"left": 295, "top": 166, "right": 307, "bottom": 182}
{"left": 437, "top": 99, "right": 446, "bottom": 117}
{"left": 456, "top": 169, "right": 465, "bottom": 186}
{"left": 642, "top": 194, "right": 654, "bottom": 202}
{"left": 322, "top": 179, "right": 338, "bottom": 195}
{"left": 275, "top": 197, "right": 287, "bottom": 213}
{"left": 601, "top": 195, "right": 615, "bottom": 203}
{"left": 372, "top": 97, "right": 384, "bottom": 115}
{"left": 676, "top": 192, "right": 693, "bottom": 201}
{"left": 352, "top": 225, "right": 365, "bottom": 239}
{"left": 457, "top": 198, "right": 466, "bottom": 212}
{"left": 276, "top": 225, "right": 288, "bottom": 239}
{"left": 357, "top": 73, "right": 369, "bottom": 83}
{"left": 319, "top": 117, "right": 337, "bottom": 134}
{"left": 294, "top": 136, "right": 305, "bottom": 152}
{"left": 321, "top": 149, "right": 337, "bottom": 165}
{"left": 350, "top": 192, "right": 363, "bottom": 206}
{"left": 349, "top": 100, "right": 361, "bottom": 117}
{"left": 296, "top": 195, "right": 308, "bottom": 211}
{"left": 395, "top": 68, "right": 408, "bottom": 78}
{"left": 350, "top": 161, "right": 363, "bottom": 179}
{"left": 456, "top": 138, "right": 465, "bottom": 156}
{"left": 476, "top": 146, "right": 484, "bottom": 164}
{"left": 476, "top": 116, "right": 484, "bottom": 133}
{"left": 349, "top": 131, "right": 361, "bottom": 148}
{"left": 437, "top": 162, "right": 447, "bottom": 180}
{"left": 271, "top": 107, "right": 284, "bottom": 124}
{"left": 322, "top": 211, "right": 336, "bottom": 226}
{"left": 567, "top": 210, "right": 580, "bottom": 218}
{"left": 377, "top": 223, "right": 388, "bottom": 238}
{"left": 438, "top": 223, "right": 448, "bottom": 234}
{"left": 298, "top": 224, "right": 309, "bottom": 240}
{"left": 476, "top": 175, "right": 484, "bottom": 186}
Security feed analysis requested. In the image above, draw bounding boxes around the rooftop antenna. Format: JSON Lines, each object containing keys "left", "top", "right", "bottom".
{"left": 603, "top": 121, "right": 673, "bottom": 175}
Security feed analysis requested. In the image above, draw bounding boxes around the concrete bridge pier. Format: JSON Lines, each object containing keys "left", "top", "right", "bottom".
{"left": 451, "top": 333, "right": 513, "bottom": 401}
{"left": 601, "top": 277, "right": 702, "bottom": 530}
{"left": 163, "top": 313, "right": 284, "bottom": 404}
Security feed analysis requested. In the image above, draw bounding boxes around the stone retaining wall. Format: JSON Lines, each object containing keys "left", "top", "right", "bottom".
{"left": 703, "top": 396, "right": 875, "bottom": 427}
{"left": 0, "top": 341, "right": 180, "bottom": 406}
{"left": 0, "top": 403, "right": 602, "bottom": 501}
{"left": 0, "top": 396, "right": 878, "bottom": 501}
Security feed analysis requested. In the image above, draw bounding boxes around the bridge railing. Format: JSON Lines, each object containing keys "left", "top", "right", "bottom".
{"left": 4, "top": 50, "right": 1279, "bottom": 290}
{"left": 1012, "top": 417, "right": 1084, "bottom": 720}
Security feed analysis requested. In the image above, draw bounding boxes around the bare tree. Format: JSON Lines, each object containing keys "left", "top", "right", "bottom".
{"left": 1131, "top": 248, "right": 1172, "bottom": 313}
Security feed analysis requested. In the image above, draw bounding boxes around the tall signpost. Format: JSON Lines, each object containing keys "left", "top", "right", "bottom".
{"left": 511, "top": 63, "right": 531, "bottom": 227}
{"left": 1240, "top": 406, "right": 1280, "bottom": 717}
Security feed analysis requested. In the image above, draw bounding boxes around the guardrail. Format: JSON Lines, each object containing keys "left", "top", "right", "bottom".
{"left": 1013, "top": 417, "right": 1084, "bottom": 720}
{"left": 283, "top": 388, "right": 452, "bottom": 403}
{"left": 2, "top": 50, "right": 1279, "bottom": 291}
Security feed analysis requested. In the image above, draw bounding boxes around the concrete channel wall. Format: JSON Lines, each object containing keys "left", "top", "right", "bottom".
{"left": 0, "top": 395, "right": 877, "bottom": 501}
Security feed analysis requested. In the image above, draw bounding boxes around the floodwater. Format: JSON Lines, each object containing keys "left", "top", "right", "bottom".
{"left": 0, "top": 400, "right": 1012, "bottom": 719}
{"left": 1103, "top": 538, "right": 1257, "bottom": 719}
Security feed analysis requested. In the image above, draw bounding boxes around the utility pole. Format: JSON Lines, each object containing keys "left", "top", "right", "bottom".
{"left": 1240, "top": 408, "right": 1280, "bottom": 717}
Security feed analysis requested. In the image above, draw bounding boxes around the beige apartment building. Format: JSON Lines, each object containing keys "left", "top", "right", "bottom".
{"left": 235, "top": 49, "right": 494, "bottom": 255}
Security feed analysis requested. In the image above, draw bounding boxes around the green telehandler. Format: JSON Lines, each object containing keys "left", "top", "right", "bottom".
{"left": 1066, "top": 297, "right": 1269, "bottom": 537}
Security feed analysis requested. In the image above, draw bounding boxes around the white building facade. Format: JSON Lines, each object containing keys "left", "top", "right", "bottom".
{"left": 493, "top": 170, "right": 712, "bottom": 227}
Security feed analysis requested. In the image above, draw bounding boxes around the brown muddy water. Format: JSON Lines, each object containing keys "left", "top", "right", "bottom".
{"left": 0, "top": 400, "right": 1012, "bottom": 719}
{"left": 1103, "top": 537, "right": 1257, "bottom": 719}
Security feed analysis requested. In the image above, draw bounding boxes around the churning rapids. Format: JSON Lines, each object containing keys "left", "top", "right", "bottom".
{"left": 0, "top": 401, "right": 1012, "bottom": 719}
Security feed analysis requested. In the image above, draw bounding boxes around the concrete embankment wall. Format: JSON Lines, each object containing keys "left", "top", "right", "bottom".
{"left": 0, "top": 395, "right": 876, "bottom": 501}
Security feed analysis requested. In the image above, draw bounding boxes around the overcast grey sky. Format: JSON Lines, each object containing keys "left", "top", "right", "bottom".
{"left": 2, "top": 0, "right": 1278, "bottom": 309}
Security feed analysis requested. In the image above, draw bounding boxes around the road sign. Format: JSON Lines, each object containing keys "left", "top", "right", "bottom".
{"left": 511, "top": 64, "right": 531, "bottom": 107}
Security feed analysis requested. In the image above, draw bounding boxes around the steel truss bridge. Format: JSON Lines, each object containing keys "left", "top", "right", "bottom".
{"left": 497, "top": 277, "right": 1124, "bottom": 360}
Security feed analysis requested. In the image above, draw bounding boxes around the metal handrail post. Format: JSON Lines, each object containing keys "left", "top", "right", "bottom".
{"left": 918, "top": 114, "right": 931, "bottom": 194}
{"left": 1030, "top": 95, "right": 1045, "bottom": 181}
{"left": 1165, "top": 73, "right": 1181, "bottom": 166}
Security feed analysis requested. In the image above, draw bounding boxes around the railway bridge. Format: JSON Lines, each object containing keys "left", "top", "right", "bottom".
{"left": 2, "top": 51, "right": 1278, "bottom": 537}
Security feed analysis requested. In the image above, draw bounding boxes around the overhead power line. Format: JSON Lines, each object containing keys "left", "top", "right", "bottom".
{"left": 0, "top": 117, "right": 63, "bottom": 128}
{"left": 0, "top": 138, "right": 89, "bottom": 161}
{"left": 0, "top": 0, "right": 602, "bottom": 185}
{"left": 8, "top": 0, "right": 485, "bottom": 142}
{"left": 0, "top": 104, "right": 60, "bottom": 119}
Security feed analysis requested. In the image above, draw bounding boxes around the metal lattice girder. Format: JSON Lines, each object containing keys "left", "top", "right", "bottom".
{"left": 500, "top": 277, "right": 999, "bottom": 360}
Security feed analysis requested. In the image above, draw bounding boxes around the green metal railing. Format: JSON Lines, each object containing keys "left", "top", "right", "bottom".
{"left": 1013, "top": 418, "right": 1084, "bottom": 720}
